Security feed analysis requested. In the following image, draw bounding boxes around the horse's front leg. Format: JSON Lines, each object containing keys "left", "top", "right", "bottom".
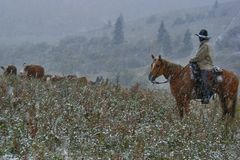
{"left": 176, "top": 95, "right": 191, "bottom": 118}
{"left": 176, "top": 97, "right": 186, "bottom": 118}
{"left": 183, "top": 95, "right": 191, "bottom": 115}
{"left": 219, "top": 95, "right": 228, "bottom": 120}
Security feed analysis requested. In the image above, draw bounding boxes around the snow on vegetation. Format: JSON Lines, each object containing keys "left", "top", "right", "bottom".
{"left": 0, "top": 75, "right": 240, "bottom": 159}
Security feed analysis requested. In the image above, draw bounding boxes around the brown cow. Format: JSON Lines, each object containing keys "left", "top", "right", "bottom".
{"left": 23, "top": 64, "right": 45, "bottom": 78}
{"left": 1, "top": 65, "right": 17, "bottom": 76}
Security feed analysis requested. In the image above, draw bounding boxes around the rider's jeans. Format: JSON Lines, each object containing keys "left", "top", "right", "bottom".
{"left": 200, "top": 70, "right": 211, "bottom": 99}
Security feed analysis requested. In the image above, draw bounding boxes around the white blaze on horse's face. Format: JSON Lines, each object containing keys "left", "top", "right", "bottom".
{"left": 149, "top": 55, "right": 164, "bottom": 81}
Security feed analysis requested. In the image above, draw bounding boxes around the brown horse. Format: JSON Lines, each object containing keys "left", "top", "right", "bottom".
{"left": 23, "top": 64, "right": 45, "bottom": 79}
{"left": 148, "top": 55, "right": 239, "bottom": 119}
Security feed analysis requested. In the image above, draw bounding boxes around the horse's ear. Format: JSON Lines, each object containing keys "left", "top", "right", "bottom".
{"left": 158, "top": 55, "right": 162, "bottom": 60}
{"left": 151, "top": 54, "right": 155, "bottom": 59}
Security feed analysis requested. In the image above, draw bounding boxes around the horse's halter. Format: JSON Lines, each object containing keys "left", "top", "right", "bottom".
{"left": 149, "top": 55, "right": 190, "bottom": 85}
{"left": 149, "top": 55, "right": 169, "bottom": 84}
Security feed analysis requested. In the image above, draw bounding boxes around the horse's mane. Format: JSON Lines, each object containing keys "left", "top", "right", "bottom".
{"left": 158, "top": 58, "right": 184, "bottom": 79}
{"left": 162, "top": 59, "right": 183, "bottom": 71}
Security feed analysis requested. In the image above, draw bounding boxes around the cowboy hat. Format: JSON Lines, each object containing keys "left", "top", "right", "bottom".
{"left": 195, "top": 29, "right": 211, "bottom": 39}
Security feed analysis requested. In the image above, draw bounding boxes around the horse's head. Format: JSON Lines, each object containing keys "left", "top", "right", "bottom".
{"left": 148, "top": 54, "right": 165, "bottom": 82}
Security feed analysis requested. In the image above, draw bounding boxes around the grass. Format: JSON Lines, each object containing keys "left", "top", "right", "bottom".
{"left": 0, "top": 75, "right": 240, "bottom": 159}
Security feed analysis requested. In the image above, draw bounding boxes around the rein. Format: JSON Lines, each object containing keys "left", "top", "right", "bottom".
{"left": 151, "top": 80, "right": 169, "bottom": 84}
{"left": 151, "top": 64, "right": 190, "bottom": 85}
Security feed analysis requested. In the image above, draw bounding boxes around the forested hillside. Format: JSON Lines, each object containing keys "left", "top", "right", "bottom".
{"left": 0, "top": 0, "right": 239, "bottom": 86}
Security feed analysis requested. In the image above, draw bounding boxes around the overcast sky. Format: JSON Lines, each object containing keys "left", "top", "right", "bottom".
{"left": 0, "top": 0, "right": 236, "bottom": 38}
{"left": 0, "top": 0, "right": 235, "bottom": 21}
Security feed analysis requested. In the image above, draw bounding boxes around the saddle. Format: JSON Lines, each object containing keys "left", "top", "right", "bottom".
{"left": 190, "top": 63, "right": 223, "bottom": 99}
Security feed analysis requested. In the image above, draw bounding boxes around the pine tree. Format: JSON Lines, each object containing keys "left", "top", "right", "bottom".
{"left": 157, "top": 21, "right": 166, "bottom": 43}
{"left": 162, "top": 32, "right": 172, "bottom": 56}
{"left": 157, "top": 21, "right": 172, "bottom": 56}
{"left": 180, "top": 29, "right": 193, "bottom": 57}
{"left": 214, "top": 0, "right": 218, "bottom": 9}
{"left": 209, "top": 0, "right": 218, "bottom": 17}
{"left": 112, "top": 14, "right": 124, "bottom": 45}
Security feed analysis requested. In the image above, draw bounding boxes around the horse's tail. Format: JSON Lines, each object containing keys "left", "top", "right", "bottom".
{"left": 226, "top": 71, "right": 239, "bottom": 118}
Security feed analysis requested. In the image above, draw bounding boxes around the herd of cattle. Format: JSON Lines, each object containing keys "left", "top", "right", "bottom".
{"left": 0, "top": 64, "right": 106, "bottom": 85}
{"left": 1, "top": 64, "right": 44, "bottom": 78}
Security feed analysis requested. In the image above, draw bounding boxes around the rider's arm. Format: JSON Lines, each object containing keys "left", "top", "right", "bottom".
{"left": 190, "top": 45, "right": 209, "bottom": 63}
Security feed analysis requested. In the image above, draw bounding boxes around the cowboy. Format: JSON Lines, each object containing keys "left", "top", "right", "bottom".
{"left": 190, "top": 29, "right": 214, "bottom": 104}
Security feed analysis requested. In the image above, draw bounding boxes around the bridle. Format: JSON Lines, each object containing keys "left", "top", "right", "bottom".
{"left": 151, "top": 79, "right": 169, "bottom": 84}
{"left": 151, "top": 63, "right": 190, "bottom": 85}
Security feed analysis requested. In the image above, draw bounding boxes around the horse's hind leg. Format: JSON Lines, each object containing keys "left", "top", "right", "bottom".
{"left": 231, "top": 95, "right": 237, "bottom": 118}
{"left": 226, "top": 98, "right": 234, "bottom": 117}
{"left": 220, "top": 96, "right": 228, "bottom": 120}
{"left": 176, "top": 101, "right": 184, "bottom": 118}
{"left": 226, "top": 95, "right": 237, "bottom": 118}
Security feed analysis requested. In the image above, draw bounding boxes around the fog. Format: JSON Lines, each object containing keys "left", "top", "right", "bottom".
{"left": 0, "top": 0, "right": 239, "bottom": 86}
{"left": 1, "top": 1, "right": 240, "bottom": 159}
{"left": 0, "top": 0, "right": 235, "bottom": 42}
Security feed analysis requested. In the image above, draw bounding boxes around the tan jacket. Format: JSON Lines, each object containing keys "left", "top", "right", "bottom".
{"left": 191, "top": 40, "right": 213, "bottom": 70}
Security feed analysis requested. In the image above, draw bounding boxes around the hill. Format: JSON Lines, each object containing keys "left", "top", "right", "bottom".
{"left": 0, "top": 0, "right": 239, "bottom": 87}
